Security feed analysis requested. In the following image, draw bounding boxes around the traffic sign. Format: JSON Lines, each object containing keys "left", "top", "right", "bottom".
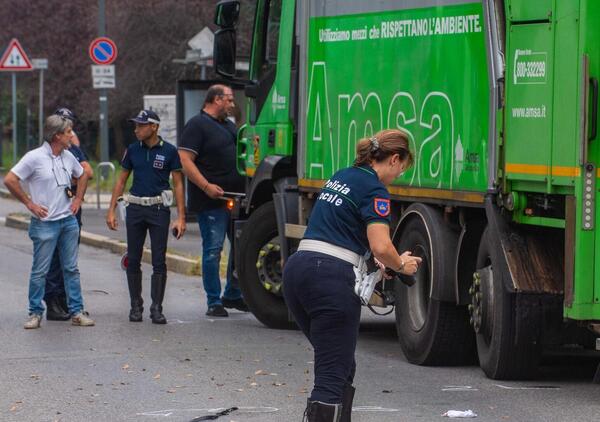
{"left": 89, "top": 37, "right": 118, "bottom": 65}
{"left": 92, "top": 65, "right": 115, "bottom": 89}
{"left": 32, "top": 58, "right": 48, "bottom": 70}
{"left": 0, "top": 38, "right": 33, "bottom": 71}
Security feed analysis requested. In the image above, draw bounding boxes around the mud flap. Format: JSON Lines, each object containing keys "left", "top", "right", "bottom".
{"left": 272, "top": 177, "right": 299, "bottom": 264}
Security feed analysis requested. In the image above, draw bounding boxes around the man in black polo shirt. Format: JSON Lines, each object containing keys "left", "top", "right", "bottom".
{"left": 179, "top": 84, "right": 247, "bottom": 317}
{"left": 106, "top": 110, "right": 186, "bottom": 324}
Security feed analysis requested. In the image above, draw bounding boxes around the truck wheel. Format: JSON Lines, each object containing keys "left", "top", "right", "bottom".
{"left": 394, "top": 209, "right": 474, "bottom": 365}
{"left": 237, "top": 201, "right": 296, "bottom": 329}
{"left": 472, "top": 227, "right": 541, "bottom": 379}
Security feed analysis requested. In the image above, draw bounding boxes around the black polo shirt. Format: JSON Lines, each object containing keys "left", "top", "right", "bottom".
{"left": 121, "top": 137, "right": 182, "bottom": 197}
{"left": 178, "top": 110, "right": 245, "bottom": 212}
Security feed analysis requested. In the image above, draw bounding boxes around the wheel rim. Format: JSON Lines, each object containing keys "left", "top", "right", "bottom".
{"left": 255, "top": 237, "right": 283, "bottom": 297}
{"left": 406, "top": 243, "right": 430, "bottom": 331}
{"left": 471, "top": 259, "right": 495, "bottom": 346}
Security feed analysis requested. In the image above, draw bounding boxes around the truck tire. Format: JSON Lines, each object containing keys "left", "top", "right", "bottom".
{"left": 237, "top": 201, "right": 296, "bottom": 330}
{"left": 394, "top": 209, "right": 475, "bottom": 365}
{"left": 473, "top": 227, "right": 541, "bottom": 379}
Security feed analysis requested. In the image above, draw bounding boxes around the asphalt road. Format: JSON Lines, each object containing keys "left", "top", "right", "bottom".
{"left": 1, "top": 216, "right": 599, "bottom": 421}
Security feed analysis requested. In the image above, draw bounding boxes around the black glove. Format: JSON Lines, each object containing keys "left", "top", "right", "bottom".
{"left": 385, "top": 268, "right": 416, "bottom": 287}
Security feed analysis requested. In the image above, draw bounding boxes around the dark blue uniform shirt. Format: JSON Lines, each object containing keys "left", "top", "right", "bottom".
{"left": 68, "top": 145, "right": 88, "bottom": 163}
{"left": 67, "top": 145, "right": 88, "bottom": 194}
{"left": 121, "top": 137, "right": 182, "bottom": 197}
{"left": 303, "top": 165, "right": 391, "bottom": 256}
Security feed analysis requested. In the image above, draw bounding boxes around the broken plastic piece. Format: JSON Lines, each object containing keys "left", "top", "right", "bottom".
{"left": 190, "top": 407, "right": 239, "bottom": 421}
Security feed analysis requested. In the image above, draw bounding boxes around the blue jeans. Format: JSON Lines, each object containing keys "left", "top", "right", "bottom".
{"left": 27, "top": 216, "right": 84, "bottom": 315}
{"left": 197, "top": 208, "right": 241, "bottom": 306}
{"left": 44, "top": 209, "right": 82, "bottom": 300}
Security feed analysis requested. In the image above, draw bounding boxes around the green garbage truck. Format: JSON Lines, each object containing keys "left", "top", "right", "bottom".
{"left": 211, "top": 0, "right": 600, "bottom": 380}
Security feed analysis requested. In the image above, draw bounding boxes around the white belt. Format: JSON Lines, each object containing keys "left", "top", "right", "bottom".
{"left": 125, "top": 194, "right": 163, "bottom": 206}
{"left": 298, "top": 239, "right": 362, "bottom": 267}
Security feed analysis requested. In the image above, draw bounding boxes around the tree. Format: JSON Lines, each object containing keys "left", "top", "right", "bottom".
{"left": 0, "top": 0, "right": 253, "bottom": 160}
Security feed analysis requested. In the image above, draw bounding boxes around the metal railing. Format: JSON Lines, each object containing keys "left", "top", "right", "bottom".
{"left": 95, "top": 161, "right": 116, "bottom": 209}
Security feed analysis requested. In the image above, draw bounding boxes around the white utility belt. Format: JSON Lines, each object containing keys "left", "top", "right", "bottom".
{"left": 297, "top": 239, "right": 381, "bottom": 306}
{"left": 123, "top": 190, "right": 173, "bottom": 207}
{"left": 297, "top": 239, "right": 363, "bottom": 267}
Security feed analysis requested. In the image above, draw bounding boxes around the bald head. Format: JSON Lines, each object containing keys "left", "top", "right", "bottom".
{"left": 203, "top": 84, "right": 235, "bottom": 121}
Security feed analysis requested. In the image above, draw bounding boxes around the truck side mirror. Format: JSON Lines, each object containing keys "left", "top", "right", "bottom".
{"left": 214, "top": 28, "right": 237, "bottom": 78}
{"left": 214, "top": 0, "right": 240, "bottom": 28}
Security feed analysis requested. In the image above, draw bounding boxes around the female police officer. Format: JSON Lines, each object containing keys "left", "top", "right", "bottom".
{"left": 283, "top": 129, "right": 422, "bottom": 422}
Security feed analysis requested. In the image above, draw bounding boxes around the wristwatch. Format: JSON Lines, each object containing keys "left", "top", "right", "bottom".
{"left": 396, "top": 259, "right": 405, "bottom": 273}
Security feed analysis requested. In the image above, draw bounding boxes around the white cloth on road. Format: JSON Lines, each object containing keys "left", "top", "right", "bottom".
{"left": 442, "top": 410, "right": 478, "bottom": 418}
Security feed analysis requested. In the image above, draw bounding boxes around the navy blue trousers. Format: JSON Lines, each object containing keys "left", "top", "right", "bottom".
{"left": 283, "top": 251, "right": 361, "bottom": 403}
{"left": 44, "top": 209, "right": 82, "bottom": 301}
{"left": 125, "top": 204, "right": 170, "bottom": 275}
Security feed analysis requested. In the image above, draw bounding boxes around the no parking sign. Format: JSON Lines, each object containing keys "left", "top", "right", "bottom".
{"left": 89, "top": 37, "right": 117, "bottom": 65}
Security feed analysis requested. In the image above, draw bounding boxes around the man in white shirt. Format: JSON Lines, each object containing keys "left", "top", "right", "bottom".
{"left": 4, "top": 115, "right": 95, "bottom": 329}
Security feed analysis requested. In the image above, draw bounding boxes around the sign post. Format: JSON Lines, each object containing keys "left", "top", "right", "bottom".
{"left": 89, "top": 34, "right": 117, "bottom": 165}
{"left": 32, "top": 58, "right": 48, "bottom": 144}
{"left": 0, "top": 38, "right": 33, "bottom": 165}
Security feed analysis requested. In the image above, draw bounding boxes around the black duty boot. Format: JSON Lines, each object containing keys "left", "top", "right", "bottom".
{"left": 46, "top": 296, "right": 71, "bottom": 321}
{"left": 127, "top": 272, "right": 144, "bottom": 322}
{"left": 340, "top": 384, "right": 355, "bottom": 422}
{"left": 303, "top": 399, "right": 342, "bottom": 422}
{"left": 57, "top": 295, "right": 69, "bottom": 314}
{"left": 150, "top": 273, "right": 167, "bottom": 324}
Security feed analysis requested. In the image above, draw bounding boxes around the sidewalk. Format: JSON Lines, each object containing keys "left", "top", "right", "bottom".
{"left": 0, "top": 179, "right": 217, "bottom": 276}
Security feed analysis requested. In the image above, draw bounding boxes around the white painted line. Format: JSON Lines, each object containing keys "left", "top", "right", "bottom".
{"left": 137, "top": 406, "right": 279, "bottom": 417}
{"left": 495, "top": 384, "right": 560, "bottom": 390}
{"left": 352, "top": 406, "right": 400, "bottom": 412}
{"left": 442, "top": 385, "right": 478, "bottom": 392}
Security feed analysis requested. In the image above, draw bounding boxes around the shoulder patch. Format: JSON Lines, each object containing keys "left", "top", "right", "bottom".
{"left": 374, "top": 198, "right": 391, "bottom": 217}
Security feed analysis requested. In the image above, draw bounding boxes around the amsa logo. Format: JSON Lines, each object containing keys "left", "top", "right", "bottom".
{"left": 271, "top": 87, "right": 287, "bottom": 113}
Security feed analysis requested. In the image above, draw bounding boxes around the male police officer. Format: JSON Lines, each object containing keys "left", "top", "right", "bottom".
{"left": 106, "top": 110, "right": 186, "bottom": 324}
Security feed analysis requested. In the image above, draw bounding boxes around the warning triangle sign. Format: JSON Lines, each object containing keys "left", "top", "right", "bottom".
{"left": 0, "top": 39, "right": 33, "bottom": 71}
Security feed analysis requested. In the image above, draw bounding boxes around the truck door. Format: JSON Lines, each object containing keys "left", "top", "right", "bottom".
{"left": 242, "top": 0, "right": 295, "bottom": 177}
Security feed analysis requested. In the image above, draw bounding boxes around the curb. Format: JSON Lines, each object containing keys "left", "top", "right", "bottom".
{"left": 5, "top": 214, "right": 201, "bottom": 276}
{"left": 0, "top": 188, "right": 12, "bottom": 199}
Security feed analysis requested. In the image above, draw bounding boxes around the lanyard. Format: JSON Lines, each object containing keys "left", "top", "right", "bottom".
{"left": 51, "top": 155, "right": 70, "bottom": 187}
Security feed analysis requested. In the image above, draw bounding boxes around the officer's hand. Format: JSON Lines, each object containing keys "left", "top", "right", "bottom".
{"left": 27, "top": 202, "right": 48, "bottom": 219}
{"left": 106, "top": 210, "right": 118, "bottom": 231}
{"left": 70, "top": 198, "right": 82, "bottom": 215}
{"left": 171, "top": 219, "right": 186, "bottom": 239}
{"left": 204, "top": 183, "right": 224, "bottom": 199}
{"left": 400, "top": 251, "right": 422, "bottom": 275}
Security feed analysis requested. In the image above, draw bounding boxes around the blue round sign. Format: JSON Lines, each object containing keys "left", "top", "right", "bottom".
{"left": 89, "top": 37, "right": 118, "bottom": 65}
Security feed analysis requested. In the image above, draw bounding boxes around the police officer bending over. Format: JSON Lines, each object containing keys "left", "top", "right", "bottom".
{"left": 283, "top": 129, "right": 422, "bottom": 421}
{"left": 106, "top": 110, "right": 186, "bottom": 324}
